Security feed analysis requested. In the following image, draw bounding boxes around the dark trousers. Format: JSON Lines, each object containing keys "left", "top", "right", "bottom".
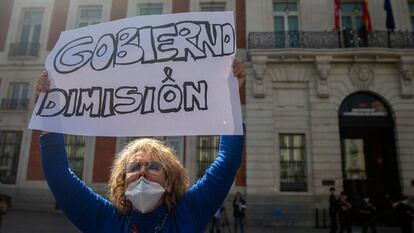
{"left": 234, "top": 217, "right": 244, "bottom": 233}
{"left": 401, "top": 220, "right": 412, "bottom": 233}
{"left": 330, "top": 214, "right": 338, "bottom": 233}
{"left": 362, "top": 219, "right": 377, "bottom": 233}
{"left": 338, "top": 215, "right": 352, "bottom": 233}
{"left": 210, "top": 218, "right": 221, "bottom": 233}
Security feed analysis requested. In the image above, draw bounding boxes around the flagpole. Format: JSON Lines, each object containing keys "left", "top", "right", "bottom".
{"left": 387, "top": 30, "right": 391, "bottom": 48}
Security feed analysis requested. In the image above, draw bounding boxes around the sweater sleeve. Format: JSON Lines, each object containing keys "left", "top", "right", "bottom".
{"left": 182, "top": 135, "right": 244, "bottom": 231}
{"left": 40, "top": 133, "right": 123, "bottom": 233}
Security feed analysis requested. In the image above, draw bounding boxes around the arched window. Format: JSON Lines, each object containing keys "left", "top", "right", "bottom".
{"left": 339, "top": 92, "right": 389, "bottom": 117}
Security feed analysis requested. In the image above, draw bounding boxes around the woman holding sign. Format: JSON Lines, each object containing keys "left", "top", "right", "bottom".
{"left": 36, "top": 60, "right": 245, "bottom": 233}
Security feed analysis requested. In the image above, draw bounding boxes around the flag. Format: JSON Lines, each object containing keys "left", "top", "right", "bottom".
{"left": 334, "top": 0, "right": 341, "bottom": 31}
{"left": 384, "top": 0, "right": 395, "bottom": 31}
{"left": 362, "top": 0, "right": 372, "bottom": 32}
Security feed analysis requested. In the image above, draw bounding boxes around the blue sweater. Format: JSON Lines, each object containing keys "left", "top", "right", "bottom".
{"left": 40, "top": 133, "right": 243, "bottom": 233}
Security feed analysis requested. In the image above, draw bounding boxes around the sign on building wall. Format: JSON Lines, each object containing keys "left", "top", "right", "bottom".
{"left": 343, "top": 139, "right": 366, "bottom": 180}
{"left": 28, "top": 12, "right": 243, "bottom": 136}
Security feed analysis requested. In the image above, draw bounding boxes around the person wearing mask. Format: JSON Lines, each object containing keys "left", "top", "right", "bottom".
{"left": 36, "top": 60, "right": 245, "bottom": 233}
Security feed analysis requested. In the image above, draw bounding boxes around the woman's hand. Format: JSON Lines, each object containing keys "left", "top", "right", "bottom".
{"left": 35, "top": 70, "right": 51, "bottom": 134}
{"left": 35, "top": 70, "right": 50, "bottom": 103}
{"left": 232, "top": 59, "right": 245, "bottom": 88}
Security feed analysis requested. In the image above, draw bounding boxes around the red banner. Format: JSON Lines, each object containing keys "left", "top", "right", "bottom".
{"left": 334, "top": 0, "right": 340, "bottom": 31}
{"left": 362, "top": 0, "right": 372, "bottom": 32}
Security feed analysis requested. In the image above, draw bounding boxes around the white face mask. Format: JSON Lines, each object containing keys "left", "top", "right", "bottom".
{"left": 125, "top": 177, "right": 165, "bottom": 213}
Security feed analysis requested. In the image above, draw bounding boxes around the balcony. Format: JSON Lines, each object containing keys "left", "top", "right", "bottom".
{"left": 248, "top": 30, "right": 414, "bottom": 49}
{"left": 0, "top": 98, "right": 29, "bottom": 110}
{"left": 8, "top": 42, "right": 40, "bottom": 57}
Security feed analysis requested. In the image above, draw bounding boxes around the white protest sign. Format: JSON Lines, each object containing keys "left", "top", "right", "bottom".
{"left": 28, "top": 12, "right": 243, "bottom": 136}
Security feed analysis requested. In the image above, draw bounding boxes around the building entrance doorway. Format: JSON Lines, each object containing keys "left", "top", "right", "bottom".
{"left": 339, "top": 92, "right": 401, "bottom": 221}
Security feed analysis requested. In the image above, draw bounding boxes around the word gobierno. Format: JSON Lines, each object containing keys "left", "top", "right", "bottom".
{"left": 54, "top": 21, "right": 235, "bottom": 74}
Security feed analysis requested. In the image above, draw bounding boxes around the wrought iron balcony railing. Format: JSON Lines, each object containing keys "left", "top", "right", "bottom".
{"left": 0, "top": 98, "right": 29, "bottom": 110}
{"left": 248, "top": 30, "right": 414, "bottom": 49}
{"left": 8, "top": 42, "right": 40, "bottom": 57}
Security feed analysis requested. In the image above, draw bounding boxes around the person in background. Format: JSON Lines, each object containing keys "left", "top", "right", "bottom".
{"left": 210, "top": 207, "right": 222, "bottom": 233}
{"left": 329, "top": 187, "right": 338, "bottom": 233}
{"left": 233, "top": 191, "right": 246, "bottom": 233}
{"left": 338, "top": 192, "right": 353, "bottom": 233}
{"left": 359, "top": 197, "right": 377, "bottom": 233}
{"left": 36, "top": 60, "right": 246, "bottom": 233}
{"left": 395, "top": 196, "right": 414, "bottom": 233}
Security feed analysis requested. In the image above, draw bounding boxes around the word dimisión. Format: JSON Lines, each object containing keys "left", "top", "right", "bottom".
{"left": 36, "top": 80, "right": 208, "bottom": 118}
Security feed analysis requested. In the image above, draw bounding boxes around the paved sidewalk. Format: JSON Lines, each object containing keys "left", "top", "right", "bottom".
{"left": 1, "top": 209, "right": 401, "bottom": 233}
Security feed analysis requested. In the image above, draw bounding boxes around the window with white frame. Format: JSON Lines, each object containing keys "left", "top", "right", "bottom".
{"left": 340, "top": 1, "right": 368, "bottom": 47}
{"left": 137, "top": 3, "right": 163, "bottom": 16}
{"left": 65, "top": 135, "right": 86, "bottom": 178}
{"left": 279, "top": 134, "right": 307, "bottom": 192}
{"left": 1, "top": 82, "right": 29, "bottom": 110}
{"left": 10, "top": 8, "right": 43, "bottom": 57}
{"left": 409, "top": 1, "right": 414, "bottom": 31}
{"left": 273, "top": 1, "right": 299, "bottom": 48}
{"left": 200, "top": 2, "right": 225, "bottom": 12}
{"left": 196, "top": 136, "right": 219, "bottom": 179}
{"left": 340, "top": 2, "right": 363, "bottom": 31}
{"left": 0, "top": 131, "right": 22, "bottom": 184}
{"left": 76, "top": 5, "right": 102, "bottom": 28}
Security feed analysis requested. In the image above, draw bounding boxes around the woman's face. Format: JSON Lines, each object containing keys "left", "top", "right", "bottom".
{"left": 124, "top": 152, "right": 169, "bottom": 192}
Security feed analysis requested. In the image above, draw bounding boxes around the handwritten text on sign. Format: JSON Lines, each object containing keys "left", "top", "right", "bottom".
{"left": 28, "top": 12, "right": 243, "bottom": 136}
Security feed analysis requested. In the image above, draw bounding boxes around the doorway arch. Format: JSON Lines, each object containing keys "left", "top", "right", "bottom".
{"left": 338, "top": 92, "right": 401, "bottom": 214}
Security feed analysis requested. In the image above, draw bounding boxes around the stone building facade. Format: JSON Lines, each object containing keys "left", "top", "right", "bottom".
{"left": 245, "top": 0, "right": 414, "bottom": 225}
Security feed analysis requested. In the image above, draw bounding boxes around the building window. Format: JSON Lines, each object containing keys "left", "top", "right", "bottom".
{"left": 340, "top": 2, "right": 369, "bottom": 47}
{"left": 9, "top": 9, "right": 43, "bottom": 57}
{"left": 0, "top": 82, "right": 29, "bottom": 110}
{"left": 0, "top": 131, "right": 22, "bottom": 184}
{"left": 196, "top": 136, "right": 219, "bottom": 179}
{"left": 273, "top": 1, "right": 299, "bottom": 48}
{"left": 64, "top": 135, "right": 86, "bottom": 178}
{"left": 279, "top": 134, "right": 307, "bottom": 192}
{"left": 200, "top": 2, "right": 226, "bottom": 12}
{"left": 341, "top": 2, "right": 363, "bottom": 31}
{"left": 137, "top": 3, "right": 163, "bottom": 16}
{"left": 76, "top": 6, "right": 102, "bottom": 28}
{"left": 409, "top": 1, "right": 414, "bottom": 31}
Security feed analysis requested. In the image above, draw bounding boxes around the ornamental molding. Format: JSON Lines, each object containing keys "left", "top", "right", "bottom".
{"left": 400, "top": 56, "right": 414, "bottom": 98}
{"left": 251, "top": 55, "right": 267, "bottom": 98}
{"left": 315, "top": 56, "right": 333, "bottom": 98}
{"left": 349, "top": 64, "right": 375, "bottom": 90}
{"left": 269, "top": 64, "right": 310, "bottom": 84}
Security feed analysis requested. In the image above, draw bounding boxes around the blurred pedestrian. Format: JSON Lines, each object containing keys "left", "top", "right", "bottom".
{"left": 220, "top": 206, "right": 231, "bottom": 233}
{"left": 210, "top": 207, "right": 222, "bottom": 233}
{"left": 0, "top": 199, "right": 7, "bottom": 230}
{"left": 395, "top": 196, "right": 414, "bottom": 233}
{"left": 329, "top": 187, "right": 339, "bottom": 233}
{"left": 359, "top": 197, "right": 377, "bottom": 233}
{"left": 233, "top": 192, "right": 246, "bottom": 233}
{"left": 338, "top": 192, "right": 353, "bottom": 233}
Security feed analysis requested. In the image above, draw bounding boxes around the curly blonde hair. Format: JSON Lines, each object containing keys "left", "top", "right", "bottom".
{"left": 108, "top": 138, "right": 189, "bottom": 214}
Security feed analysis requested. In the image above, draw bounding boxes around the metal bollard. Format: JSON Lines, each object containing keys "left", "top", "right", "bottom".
{"left": 322, "top": 208, "right": 327, "bottom": 228}
{"left": 315, "top": 208, "right": 320, "bottom": 228}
